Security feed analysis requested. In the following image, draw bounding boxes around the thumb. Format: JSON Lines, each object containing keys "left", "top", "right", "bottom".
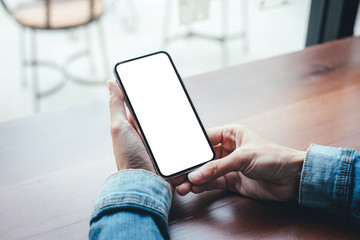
{"left": 108, "top": 80, "right": 127, "bottom": 124}
{"left": 188, "top": 150, "right": 248, "bottom": 184}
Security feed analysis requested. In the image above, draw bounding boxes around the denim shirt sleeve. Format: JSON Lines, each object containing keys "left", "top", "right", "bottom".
{"left": 299, "top": 144, "right": 360, "bottom": 223}
{"left": 89, "top": 169, "right": 172, "bottom": 240}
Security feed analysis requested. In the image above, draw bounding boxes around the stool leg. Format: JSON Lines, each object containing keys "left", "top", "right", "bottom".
{"left": 162, "top": 0, "right": 172, "bottom": 49}
{"left": 20, "top": 26, "right": 27, "bottom": 87}
{"left": 241, "top": 0, "right": 249, "bottom": 54}
{"left": 85, "top": 25, "right": 96, "bottom": 74}
{"left": 221, "top": 0, "right": 229, "bottom": 67}
{"left": 96, "top": 20, "right": 110, "bottom": 81}
{"left": 30, "top": 29, "right": 40, "bottom": 112}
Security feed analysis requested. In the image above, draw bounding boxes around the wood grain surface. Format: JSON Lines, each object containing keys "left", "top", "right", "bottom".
{"left": 1, "top": 37, "right": 360, "bottom": 239}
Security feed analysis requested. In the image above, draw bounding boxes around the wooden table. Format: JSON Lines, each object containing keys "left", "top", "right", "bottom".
{"left": 1, "top": 37, "right": 360, "bottom": 239}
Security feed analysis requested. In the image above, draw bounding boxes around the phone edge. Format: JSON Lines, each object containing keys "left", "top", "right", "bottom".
{"left": 113, "top": 51, "right": 216, "bottom": 179}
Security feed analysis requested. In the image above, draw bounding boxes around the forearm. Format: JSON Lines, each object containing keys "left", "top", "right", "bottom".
{"left": 299, "top": 144, "right": 360, "bottom": 223}
{"left": 89, "top": 170, "right": 172, "bottom": 239}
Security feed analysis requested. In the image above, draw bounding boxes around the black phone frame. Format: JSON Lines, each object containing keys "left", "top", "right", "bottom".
{"left": 113, "top": 51, "right": 215, "bottom": 179}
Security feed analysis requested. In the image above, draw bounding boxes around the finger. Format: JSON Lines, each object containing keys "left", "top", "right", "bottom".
{"left": 207, "top": 125, "right": 241, "bottom": 149}
{"left": 176, "top": 180, "right": 192, "bottom": 196}
{"left": 108, "top": 81, "right": 127, "bottom": 124}
{"left": 191, "top": 176, "right": 227, "bottom": 193}
{"left": 167, "top": 174, "right": 188, "bottom": 195}
{"left": 188, "top": 150, "right": 250, "bottom": 184}
{"left": 170, "top": 174, "right": 187, "bottom": 187}
{"left": 214, "top": 145, "right": 221, "bottom": 159}
{"left": 214, "top": 145, "right": 232, "bottom": 159}
{"left": 127, "top": 112, "right": 136, "bottom": 130}
{"left": 206, "top": 127, "right": 224, "bottom": 146}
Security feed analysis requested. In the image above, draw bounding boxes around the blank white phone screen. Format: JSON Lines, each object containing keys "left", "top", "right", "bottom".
{"left": 115, "top": 52, "right": 214, "bottom": 177}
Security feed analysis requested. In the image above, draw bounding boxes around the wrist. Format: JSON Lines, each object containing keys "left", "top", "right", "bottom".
{"left": 291, "top": 150, "right": 306, "bottom": 199}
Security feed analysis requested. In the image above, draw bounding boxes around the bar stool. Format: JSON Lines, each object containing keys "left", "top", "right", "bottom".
{"left": 1, "top": 0, "right": 108, "bottom": 112}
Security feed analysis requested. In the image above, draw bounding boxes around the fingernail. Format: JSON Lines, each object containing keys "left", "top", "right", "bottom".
{"left": 188, "top": 170, "right": 201, "bottom": 182}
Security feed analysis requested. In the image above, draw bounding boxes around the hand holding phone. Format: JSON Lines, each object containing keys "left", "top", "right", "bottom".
{"left": 108, "top": 80, "right": 155, "bottom": 172}
{"left": 113, "top": 52, "right": 215, "bottom": 178}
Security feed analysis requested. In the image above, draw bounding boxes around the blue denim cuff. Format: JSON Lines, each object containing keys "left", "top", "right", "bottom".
{"left": 298, "top": 144, "right": 356, "bottom": 216}
{"left": 90, "top": 169, "right": 172, "bottom": 224}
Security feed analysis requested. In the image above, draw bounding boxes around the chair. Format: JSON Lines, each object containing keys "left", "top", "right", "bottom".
{"left": 162, "top": 0, "right": 249, "bottom": 67}
{"left": 1, "top": 0, "right": 109, "bottom": 112}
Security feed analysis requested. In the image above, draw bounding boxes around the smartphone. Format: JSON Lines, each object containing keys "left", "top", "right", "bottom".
{"left": 113, "top": 51, "right": 215, "bottom": 178}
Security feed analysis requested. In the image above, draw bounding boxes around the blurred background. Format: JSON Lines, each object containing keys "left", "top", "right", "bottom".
{"left": 0, "top": 0, "right": 359, "bottom": 123}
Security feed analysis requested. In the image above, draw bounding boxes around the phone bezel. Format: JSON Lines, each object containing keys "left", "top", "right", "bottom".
{"left": 113, "top": 51, "right": 215, "bottom": 179}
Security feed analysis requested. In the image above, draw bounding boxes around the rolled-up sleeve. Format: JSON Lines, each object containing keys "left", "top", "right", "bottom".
{"left": 90, "top": 169, "right": 172, "bottom": 240}
{"left": 299, "top": 144, "right": 360, "bottom": 223}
